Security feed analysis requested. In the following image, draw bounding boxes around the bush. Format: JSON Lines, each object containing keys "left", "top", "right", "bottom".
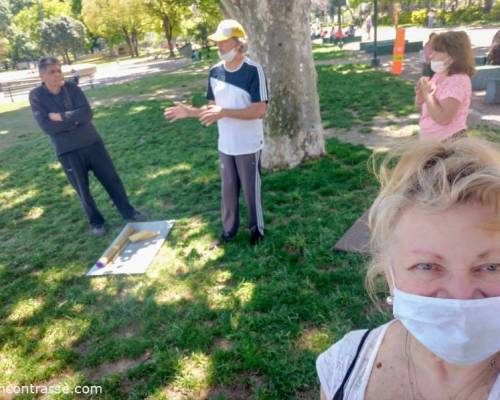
{"left": 377, "top": 10, "right": 412, "bottom": 26}
{"left": 490, "top": 3, "right": 500, "bottom": 20}
{"left": 411, "top": 9, "right": 428, "bottom": 25}
{"left": 399, "top": 10, "right": 412, "bottom": 24}
{"left": 378, "top": 15, "right": 392, "bottom": 25}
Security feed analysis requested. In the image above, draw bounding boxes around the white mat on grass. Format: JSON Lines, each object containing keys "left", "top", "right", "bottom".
{"left": 86, "top": 220, "right": 174, "bottom": 276}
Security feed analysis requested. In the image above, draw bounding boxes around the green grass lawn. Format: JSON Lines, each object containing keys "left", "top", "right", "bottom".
{"left": 312, "top": 45, "right": 347, "bottom": 61}
{"left": 317, "top": 63, "right": 416, "bottom": 133}
{"left": 0, "top": 95, "right": 385, "bottom": 399}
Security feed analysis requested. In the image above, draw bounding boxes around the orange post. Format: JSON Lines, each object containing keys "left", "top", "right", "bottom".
{"left": 392, "top": 28, "right": 406, "bottom": 75}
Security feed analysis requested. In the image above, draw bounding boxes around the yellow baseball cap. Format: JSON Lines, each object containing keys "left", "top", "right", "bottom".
{"left": 208, "top": 19, "right": 246, "bottom": 42}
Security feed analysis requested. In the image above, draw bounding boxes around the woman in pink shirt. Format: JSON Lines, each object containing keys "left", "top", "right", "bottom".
{"left": 416, "top": 31, "right": 475, "bottom": 141}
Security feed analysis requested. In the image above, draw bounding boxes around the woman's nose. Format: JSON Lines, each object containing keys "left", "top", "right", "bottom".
{"left": 437, "top": 275, "right": 485, "bottom": 299}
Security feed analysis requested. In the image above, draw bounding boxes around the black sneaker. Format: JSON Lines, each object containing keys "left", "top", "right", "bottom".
{"left": 209, "top": 233, "right": 234, "bottom": 250}
{"left": 90, "top": 224, "right": 106, "bottom": 236}
{"left": 125, "top": 210, "right": 149, "bottom": 222}
{"left": 249, "top": 228, "right": 263, "bottom": 246}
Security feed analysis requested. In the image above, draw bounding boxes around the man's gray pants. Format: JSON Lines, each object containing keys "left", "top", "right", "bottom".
{"left": 219, "top": 151, "right": 264, "bottom": 238}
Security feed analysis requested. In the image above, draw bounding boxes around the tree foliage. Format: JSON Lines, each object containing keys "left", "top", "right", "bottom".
{"left": 0, "top": 0, "right": 11, "bottom": 35}
{"left": 144, "top": 0, "right": 191, "bottom": 56}
{"left": 38, "top": 15, "right": 86, "bottom": 64}
{"left": 82, "top": 0, "right": 151, "bottom": 57}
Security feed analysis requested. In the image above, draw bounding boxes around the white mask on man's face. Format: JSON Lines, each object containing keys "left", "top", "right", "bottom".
{"left": 390, "top": 265, "right": 500, "bottom": 366}
{"left": 218, "top": 47, "right": 238, "bottom": 63}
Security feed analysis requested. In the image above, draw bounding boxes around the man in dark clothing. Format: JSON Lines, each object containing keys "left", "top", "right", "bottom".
{"left": 29, "top": 56, "right": 146, "bottom": 236}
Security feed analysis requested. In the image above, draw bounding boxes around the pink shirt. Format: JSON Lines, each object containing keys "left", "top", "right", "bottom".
{"left": 419, "top": 72, "right": 472, "bottom": 141}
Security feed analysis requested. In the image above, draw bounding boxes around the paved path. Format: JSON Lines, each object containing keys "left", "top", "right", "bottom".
{"left": 0, "top": 56, "right": 192, "bottom": 103}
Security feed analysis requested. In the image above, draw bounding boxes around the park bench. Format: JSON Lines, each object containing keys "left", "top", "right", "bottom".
{"left": 472, "top": 65, "right": 500, "bottom": 90}
{"left": 324, "top": 36, "right": 362, "bottom": 45}
{"left": 360, "top": 39, "right": 397, "bottom": 52}
{"left": 405, "top": 41, "right": 423, "bottom": 53}
{"left": 0, "top": 65, "right": 96, "bottom": 102}
{"left": 475, "top": 56, "right": 487, "bottom": 66}
{"left": 361, "top": 40, "right": 423, "bottom": 55}
{"left": 485, "top": 79, "right": 500, "bottom": 104}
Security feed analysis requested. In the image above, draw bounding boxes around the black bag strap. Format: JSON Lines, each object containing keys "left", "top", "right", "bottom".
{"left": 332, "top": 328, "right": 372, "bottom": 400}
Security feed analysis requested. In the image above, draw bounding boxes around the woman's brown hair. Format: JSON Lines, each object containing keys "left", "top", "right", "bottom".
{"left": 432, "top": 31, "right": 475, "bottom": 77}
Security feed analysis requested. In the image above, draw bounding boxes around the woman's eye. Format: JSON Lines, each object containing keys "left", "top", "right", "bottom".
{"left": 482, "top": 264, "right": 500, "bottom": 272}
{"left": 414, "top": 263, "right": 437, "bottom": 271}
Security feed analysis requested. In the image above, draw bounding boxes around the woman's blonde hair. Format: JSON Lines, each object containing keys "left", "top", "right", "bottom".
{"left": 432, "top": 31, "right": 475, "bottom": 77}
{"left": 366, "top": 137, "right": 500, "bottom": 301}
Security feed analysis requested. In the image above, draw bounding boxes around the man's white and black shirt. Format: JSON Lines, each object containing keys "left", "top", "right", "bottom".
{"left": 206, "top": 57, "right": 268, "bottom": 156}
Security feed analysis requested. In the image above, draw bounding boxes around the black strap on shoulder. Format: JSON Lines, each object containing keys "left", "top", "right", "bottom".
{"left": 332, "top": 329, "right": 372, "bottom": 400}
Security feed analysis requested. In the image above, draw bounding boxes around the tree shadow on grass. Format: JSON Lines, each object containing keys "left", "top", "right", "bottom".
{"left": 0, "top": 99, "right": 387, "bottom": 399}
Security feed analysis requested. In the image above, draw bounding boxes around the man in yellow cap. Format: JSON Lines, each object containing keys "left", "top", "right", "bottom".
{"left": 164, "top": 19, "right": 268, "bottom": 246}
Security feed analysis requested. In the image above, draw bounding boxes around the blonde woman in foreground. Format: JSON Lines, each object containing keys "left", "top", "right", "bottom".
{"left": 317, "top": 137, "right": 500, "bottom": 399}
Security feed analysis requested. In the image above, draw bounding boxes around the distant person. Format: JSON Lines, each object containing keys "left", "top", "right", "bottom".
{"left": 29, "top": 57, "right": 147, "bottom": 236}
{"left": 486, "top": 29, "right": 500, "bottom": 65}
{"left": 335, "top": 26, "right": 347, "bottom": 39}
{"left": 416, "top": 31, "right": 475, "bottom": 141}
{"left": 428, "top": 9, "right": 436, "bottom": 28}
{"left": 364, "top": 14, "right": 372, "bottom": 40}
{"left": 164, "top": 20, "right": 267, "bottom": 246}
{"left": 346, "top": 24, "right": 356, "bottom": 37}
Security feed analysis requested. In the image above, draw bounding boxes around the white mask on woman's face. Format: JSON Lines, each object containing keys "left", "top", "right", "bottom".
{"left": 430, "top": 60, "right": 448, "bottom": 73}
{"left": 390, "top": 265, "right": 500, "bottom": 366}
{"left": 218, "top": 47, "right": 238, "bottom": 63}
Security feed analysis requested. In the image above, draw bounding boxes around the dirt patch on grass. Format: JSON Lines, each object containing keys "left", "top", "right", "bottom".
{"left": 84, "top": 350, "right": 152, "bottom": 381}
{"left": 90, "top": 79, "right": 206, "bottom": 108}
{"left": 324, "top": 113, "right": 420, "bottom": 151}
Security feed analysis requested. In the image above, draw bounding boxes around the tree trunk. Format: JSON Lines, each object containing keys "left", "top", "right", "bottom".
{"left": 131, "top": 28, "right": 139, "bottom": 57}
{"left": 62, "top": 50, "right": 71, "bottom": 65}
{"left": 162, "top": 15, "right": 175, "bottom": 58}
{"left": 122, "top": 27, "right": 135, "bottom": 57}
{"left": 484, "top": 0, "right": 493, "bottom": 12}
{"left": 221, "top": 0, "right": 325, "bottom": 170}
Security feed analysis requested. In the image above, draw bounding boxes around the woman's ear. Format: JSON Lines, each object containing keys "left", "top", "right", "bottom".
{"left": 381, "top": 253, "right": 394, "bottom": 295}
{"left": 384, "top": 269, "right": 394, "bottom": 296}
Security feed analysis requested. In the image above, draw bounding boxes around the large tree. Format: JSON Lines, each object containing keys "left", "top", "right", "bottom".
{"left": 187, "top": 0, "right": 223, "bottom": 54}
{"left": 144, "top": 0, "right": 191, "bottom": 57}
{"left": 38, "top": 15, "right": 86, "bottom": 64}
{"left": 221, "top": 0, "right": 325, "bottom": 170}
{"left": 82, "top": 0, "right": 149, "bottom": 57}
{"left": 0, "top": 0, "right": 11, "bottom": 35}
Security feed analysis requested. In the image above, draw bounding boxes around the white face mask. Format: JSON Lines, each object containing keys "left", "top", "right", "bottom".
{"left": 390, "top": 267, "right": 500, "bottom": 365}
{"left": 218, "top": 47, "right": 238, "bottom": 63}
{"left": 430, "top": 60, "right": 448, "bottom": 73}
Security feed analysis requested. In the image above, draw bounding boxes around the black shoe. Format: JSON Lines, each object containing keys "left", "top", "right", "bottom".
{"left": 90, "top": 224, "right": 106, "bottom": 236}
{"left": 209, "top": 233, "right": 234, "bottom": 250}
{"left": 249, "top": 228, "right": 263, "bottom": 246}
{"left": 125, "top": 210, "right": 149, "bottom": 222}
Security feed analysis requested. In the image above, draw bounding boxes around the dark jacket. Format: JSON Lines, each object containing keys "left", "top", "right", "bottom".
{"left": 29, "top": 81, "right": 102, "bottom": 156}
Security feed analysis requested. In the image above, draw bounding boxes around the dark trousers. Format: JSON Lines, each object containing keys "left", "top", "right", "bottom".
{"left": 58, "top": 142, "right": 135, "bottom": 226}
{"left": 219, "top": 151, "right": 264, "bottom": 237}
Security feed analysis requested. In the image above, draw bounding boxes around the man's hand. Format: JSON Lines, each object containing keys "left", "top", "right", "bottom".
{"left": 199, "top": 105, "right": 224, "bottom": 127}
{"left": 48, "top": 112, "right": 63, "bottom": 122}
{"left": 164, "top": 102, "right": 191, "bottom": 122}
